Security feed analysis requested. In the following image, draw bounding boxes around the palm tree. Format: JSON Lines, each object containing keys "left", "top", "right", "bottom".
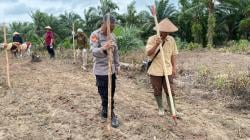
{"left": 82, "top": 0, "right": 119, "bottom": 35}
{"left": 30, "top": 10, "right": 63, "bottom": 47}
{"left": 83, "top": 7, "right": 101, "bottom": 35}
{"left": 217, "top": 0, "right": 250, "bottom": 40}
{"left": 155, "top": 0, "right": 177, "bottom": 21}
{"left": 178, "top": 0, "right": 219, "bottom": 47}
{"left": 97, "top": 0, "right": 119, "bottom": 16}
{"left": 9, "top": 22, "right": 35, "bottom": 42}
{"left": 141, "top": 0, "right": 177, "bottom": 43}
{"left": 125, "top": 1, "right": 138, "bottom": 26}
{"left": 206, "top": 0, "right": 216, "bottom": 48}
{"left": 59, "top": 12, "right": 83, "bottom": 40}
{"left": 113, "top": 25, "right": 143, "bottom": 53}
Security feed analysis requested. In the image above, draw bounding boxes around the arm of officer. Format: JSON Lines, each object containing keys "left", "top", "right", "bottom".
{"left": 90, "top": 32, "right": 107, "bottom": 58}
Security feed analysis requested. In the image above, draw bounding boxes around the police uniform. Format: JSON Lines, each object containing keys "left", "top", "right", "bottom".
{"left": 90, "top": 26, "right": 120, "bottom": 127}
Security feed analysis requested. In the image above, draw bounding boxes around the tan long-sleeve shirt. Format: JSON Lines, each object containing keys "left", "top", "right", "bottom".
{"left": 146, "top": 35, "right": 178, "bottom": 76}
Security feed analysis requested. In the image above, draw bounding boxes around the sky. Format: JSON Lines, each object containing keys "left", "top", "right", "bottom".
{"left": 0, "top": 0, "right": 179, "bottom": 23}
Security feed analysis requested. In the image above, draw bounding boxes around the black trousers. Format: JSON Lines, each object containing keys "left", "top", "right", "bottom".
{"left": 96, "top": 74, "right": 116, "bottom": 112}
{"left": 46, "top": 46, "right": 55, "bottom": 58}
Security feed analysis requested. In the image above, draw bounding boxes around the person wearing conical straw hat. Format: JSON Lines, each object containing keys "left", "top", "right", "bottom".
{"left": 146, "top": 18, "right": 182, "bottom": 117}
{"left": 44, "top": 26, "right": 55, "bottom": 58}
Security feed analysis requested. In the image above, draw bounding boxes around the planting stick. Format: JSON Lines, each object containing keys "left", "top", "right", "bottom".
{"left": 106, "top": 14, "right": 113, "bottom": 130}
{"left": 149, "top": 5, "right": 177, "bottom": 124}
{"left": 3, "top": 23, "right": 11, "bottom": 88}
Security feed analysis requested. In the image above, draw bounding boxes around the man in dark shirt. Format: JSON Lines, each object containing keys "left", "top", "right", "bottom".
{"left": 13, "top": 31, "right": 23, "bottom": 44}
{"left": 11, "top": 31, "right": 23, "bottom": 57}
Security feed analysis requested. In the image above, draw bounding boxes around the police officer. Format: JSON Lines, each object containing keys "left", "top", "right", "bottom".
{"left": 90, "top": 15, "right": 120, "bottom": 128}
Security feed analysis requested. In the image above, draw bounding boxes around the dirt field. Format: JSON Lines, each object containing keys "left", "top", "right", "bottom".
{"left": 0, "top": 50, "right": 250, "bottom": 140}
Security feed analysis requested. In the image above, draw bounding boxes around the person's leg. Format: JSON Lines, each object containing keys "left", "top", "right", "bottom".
{"left": 81, "top": 49, "right": 87, "bottom": 70}
{"left": 163, "top": 75, "right": 182, "bottom": 117}
{"left": 96, "top": 75, "right": 108, "bottom": 119}
{"left": 11, "top": 45, "right": 17, "bottom": 58}
{"left": 76, "top": 48, "right": 80, "bottom": 64}
{"left": 150, "top": 75, "right": 164, "bottom": 116}
{"left": 51, "top": 48, "right": 55, "bottom": 58}
{"left": 46, "top": 46, "right": 52, "bottom": 58}
{"left": 95, "top": 74, "right": 119, "bottom": 127}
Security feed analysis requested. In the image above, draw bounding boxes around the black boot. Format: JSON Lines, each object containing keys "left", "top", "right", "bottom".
{"left": 111, "top": 112, "right": 119, "bottom": 128}
{"left": 100, "top": 107, "right": 107, "bottom": 122}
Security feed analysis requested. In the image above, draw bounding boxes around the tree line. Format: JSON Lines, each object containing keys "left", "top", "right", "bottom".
{"left": 0, "top": 0, "right": 249, "bottom": 51}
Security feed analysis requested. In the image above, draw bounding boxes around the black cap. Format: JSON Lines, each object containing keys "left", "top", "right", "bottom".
{"left": 103, "top": 14, "right": 115, "bottom": 24}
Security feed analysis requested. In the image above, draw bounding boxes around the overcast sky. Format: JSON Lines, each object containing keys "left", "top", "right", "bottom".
{"left": 0, "top": 0, "right": 179, "bottom": 23}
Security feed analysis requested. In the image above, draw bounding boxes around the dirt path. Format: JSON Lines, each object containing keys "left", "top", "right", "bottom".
{"left": 0, "top": 51, "right": 249, "bottom": 139}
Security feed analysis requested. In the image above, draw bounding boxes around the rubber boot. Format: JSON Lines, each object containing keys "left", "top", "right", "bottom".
{"left": 166, "top": 96, "right": 183, "bottom": 118}
{"left": 154, "top": 95, "right": 164, "bottom": 116}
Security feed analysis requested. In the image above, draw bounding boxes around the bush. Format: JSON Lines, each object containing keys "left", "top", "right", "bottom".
{"left": 230, "top": 40, "right": 249, "bottom": 53}
{"left": 222, "top": 40, "right": 250, "bottom": 54}
{"left": 214, "top": 74, "right": 229, "bottom": 90}
{"left": 196, "top": 65, "right": 211, "bottom": 85}
{"left": 187, "top": 42, "right": 202, "bottom": 51}
{"left": 227, "top": 72, "right": 250, "bottom": 96}
{"left": 176, "top": 37, "right": 188, "bottom": 50}
{"left": 114, "top": 25, "right": 144, "bottom": 54}
{"left": 58, "top": 38, "right": 72, "bottom": 49}
{"left": 195, "top": 64, "right": 250, "bottom": 109}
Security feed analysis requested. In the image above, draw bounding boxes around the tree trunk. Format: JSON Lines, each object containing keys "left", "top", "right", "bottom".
{"left": 207, "top": 0, "right": 215, "bottom": 48}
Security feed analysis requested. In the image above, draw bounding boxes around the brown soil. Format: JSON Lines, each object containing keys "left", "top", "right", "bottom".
{"left": 0, "top": 50, "right": 249, "bottom": 140}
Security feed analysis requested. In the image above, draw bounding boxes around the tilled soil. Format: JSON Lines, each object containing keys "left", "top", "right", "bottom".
{"left": 0, "top": 51, "right": 249, "bottom": 140}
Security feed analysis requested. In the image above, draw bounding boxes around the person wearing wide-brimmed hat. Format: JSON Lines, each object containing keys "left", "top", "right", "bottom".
{"left": 145, "top": 18, "right": 182, "bottom": 117}
{"left": 12, "top": 31, "right": 23, "bottom": 44}
{"left": 11, "top": 31, "right": 23, "bottom": 57}
{"left": 74, "top": 28, "right": 88, "bottom": 70}
{"left": 44, "top": 26, "right": 55, "bottom": 58}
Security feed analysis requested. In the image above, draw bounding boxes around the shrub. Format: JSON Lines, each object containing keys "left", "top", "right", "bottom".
{"left": 223, "top": 40, "right": 250, "bottom": 54}
{"left": 58, "top": 38, "right": 72, "bottom": 49}
{"left": 214, "top": 74, "right": 229, "bottom": 90}
{"left": 114, "top": 25, "right": 144, "bottom": 54}
{"left": 227, "top": 72, "right": 250, "bottom": 96}
{"left": 196, "top": 65, "right": 211, "bottom": 85}
{"left": 176, "top": 37, "right": 188, "bottom": 50}
{"left": 187, "top": 42, "right": 202, "bottom": 51}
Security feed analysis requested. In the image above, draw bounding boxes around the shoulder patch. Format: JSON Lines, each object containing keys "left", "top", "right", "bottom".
{"left": 91, "top": 34, "right": 98, "bottom": 43}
